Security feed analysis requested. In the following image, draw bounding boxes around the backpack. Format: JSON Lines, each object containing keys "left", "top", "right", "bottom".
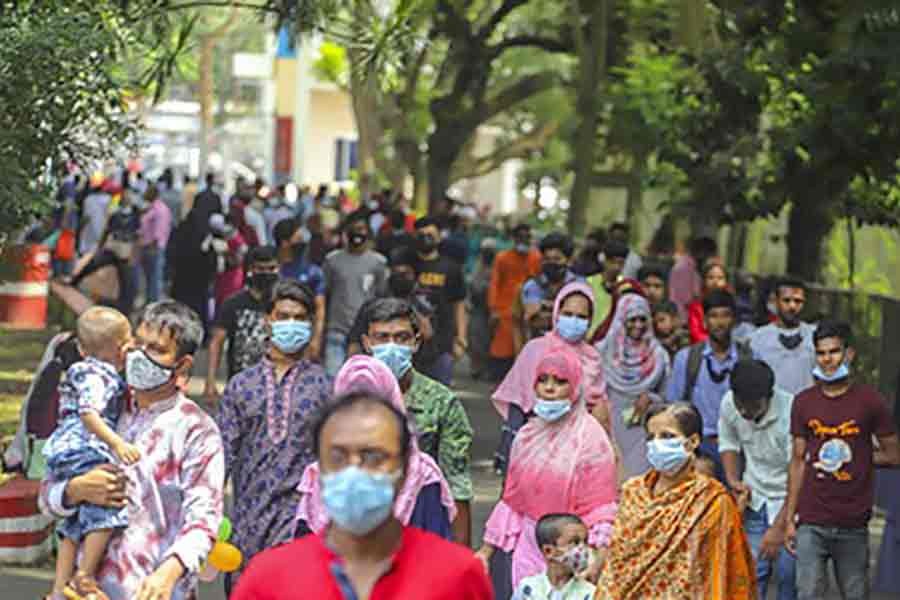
{"left": 25, "top": 333, "right": 81, "bottom": 439}
{"left": 681, "top": 340, "right": 753, "bottom": 404}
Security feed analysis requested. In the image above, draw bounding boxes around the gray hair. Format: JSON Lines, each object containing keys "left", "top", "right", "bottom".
{"left": 135, "top": 300, "right": 203, "bottom": 358}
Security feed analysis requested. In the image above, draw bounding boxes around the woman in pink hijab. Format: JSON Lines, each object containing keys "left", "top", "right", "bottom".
{"left": 477, "top": 347, "right": 618, "bottom": 598}
{"left": 492, "top": 280, "right": 610, "bottom": 474}
{"left": 294, "top": 355, "right": 457, "bottom": 538}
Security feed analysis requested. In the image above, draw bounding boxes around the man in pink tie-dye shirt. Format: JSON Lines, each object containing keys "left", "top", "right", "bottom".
{"left": 41, "top": 301, "right": 224, "bottom": 600}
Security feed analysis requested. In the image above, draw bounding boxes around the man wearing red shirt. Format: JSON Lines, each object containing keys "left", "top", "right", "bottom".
{"left": 232, "top": 391, "right": 493, "bottom": 600}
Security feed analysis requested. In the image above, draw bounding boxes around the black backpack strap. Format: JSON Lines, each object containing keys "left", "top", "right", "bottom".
{"left": 682, "top": 343, "right": 705, "bottom": 404}
{"left": 736, "top": 340, "right": 754, "bottom": 363}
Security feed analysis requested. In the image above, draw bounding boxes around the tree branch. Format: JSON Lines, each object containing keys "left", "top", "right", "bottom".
{"left": 479, "top": 71, "right": 563, "bottom": 122}
{"left": 479, "top": 0, "right": 530, "bottom": 40}
{"left": 451, "top": 120, "right": 560, "bottom": 181}
{"left": 490, "top": 34, "right": 575, "bottom": 56}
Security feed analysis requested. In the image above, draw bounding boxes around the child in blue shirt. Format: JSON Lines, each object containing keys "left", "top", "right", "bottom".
{"left": 44, "top": 306, "right": 139, "bottom": 600}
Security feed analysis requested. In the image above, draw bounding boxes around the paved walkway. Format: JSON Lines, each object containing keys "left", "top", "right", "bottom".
{"left": 0, "top": 353, "right": 892, "bottom": 598}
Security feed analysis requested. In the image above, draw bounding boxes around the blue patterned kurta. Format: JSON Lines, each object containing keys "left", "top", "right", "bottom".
{"left": 44, "top": 357, "right": 125, "bottom": 463}
{"left": 217, "top": 359, "right": 331, "bottom": 586}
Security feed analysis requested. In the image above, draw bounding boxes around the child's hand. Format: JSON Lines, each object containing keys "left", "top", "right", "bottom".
{"left": 115, "top": 442, "right": 141, "bottom": 465}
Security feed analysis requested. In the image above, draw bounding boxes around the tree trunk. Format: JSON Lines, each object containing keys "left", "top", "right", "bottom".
{"left": 197, "top": 4, "right": 240, "bottom": 178}
{"left": 426, "top": 120, "right": 473, "bottom": 212}
{"left": 567, "top": 0, "right": 610, "bottom": 236}
{"left": 346, "top": 44, "right": 382, "bottom": 202}
{"left": 786, "top": 200, "right": 833, "bottom": 282}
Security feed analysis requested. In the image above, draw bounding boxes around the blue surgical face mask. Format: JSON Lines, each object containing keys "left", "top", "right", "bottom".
{"left": 321, "top": 466, "right": 400, "bottom": 536}
{"left": 371, "top": 343, "right": 414, "bottom": 379}
{"left": 646, "top": 438, "right": 691, "bottom": 474}
{"left": 270, "top": 320, "right": 312, "bottom": 354}
{"left": 813, "top": 362, "right": 850, "bottom": 383}
{"left": 557, "top": 315, "right": 590, "bottom": 342}
{"left": 534, "top": 399, "right": 572, "bottom": 422}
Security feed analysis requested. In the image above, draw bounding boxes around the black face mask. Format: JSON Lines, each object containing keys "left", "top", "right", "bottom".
{"left": 249, "top": 272, "right": 278, "bottom": 299}
{"left": 349, "top": 232, "right": 368, "bottom": 247}
{"left": 388, "top": 273, "right": 417, "bottom": 298}
{"left": 481, "top": 250, "right": 496, "bottom": 266}
{"left": 542, "top": 262, "right": 567, "bottom": 283}
{"left": 416, "top": 233, "right": 437, "bottom": 254}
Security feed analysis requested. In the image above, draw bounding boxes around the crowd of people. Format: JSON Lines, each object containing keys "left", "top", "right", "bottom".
{"left": 6, "top": 166, "right": 900, "bottom": 600}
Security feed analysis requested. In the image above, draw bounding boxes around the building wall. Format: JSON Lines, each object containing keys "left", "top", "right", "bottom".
{"left": 301, "top": 88, "right": 357, "bottom": 188}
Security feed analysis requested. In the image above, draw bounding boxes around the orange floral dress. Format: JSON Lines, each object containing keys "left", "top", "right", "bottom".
{"left": 595, "top": 470, "right": 757, "bottom": 600}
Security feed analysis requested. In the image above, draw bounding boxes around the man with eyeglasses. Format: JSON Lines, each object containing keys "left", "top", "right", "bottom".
{"left": 232, "top": 391, "right": 492, "bottom": 600}
{"left": 360, "top": 298, "right": 474, "bottom": 547}
{"left": 39, "top": 301, "right": 224, "bottom": 600}
{"left": 216, "top": 279, "right": 331, "bottom": 595}
{"left": 719, "top": 359, "right": 797, "bottom": 600}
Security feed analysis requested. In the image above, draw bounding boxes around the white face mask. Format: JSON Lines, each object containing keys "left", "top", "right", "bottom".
{"left": 125, "top": 349, "right": 175, "bottom": 391}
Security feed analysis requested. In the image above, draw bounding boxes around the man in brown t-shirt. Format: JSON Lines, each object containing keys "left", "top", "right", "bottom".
{"left": 785, "top": 320, "right": 900, "bottom": 600}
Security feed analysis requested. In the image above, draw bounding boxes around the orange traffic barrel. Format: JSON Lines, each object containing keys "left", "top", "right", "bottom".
{"left": 0, "top": 244, "right": 50, "bottom": 329}
{"left": 0, "top": 476, "right": 53, "bottom": 564}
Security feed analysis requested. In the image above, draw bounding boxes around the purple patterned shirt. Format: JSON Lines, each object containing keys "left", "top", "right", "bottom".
{"left": 41, "top": 393, "right": 225, "bottom": 600}
{"left": 216, "top": 358, "right": 331, "bottom": 585}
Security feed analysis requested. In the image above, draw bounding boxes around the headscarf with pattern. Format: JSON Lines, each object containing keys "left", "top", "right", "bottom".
{"left": 597, "top": 293, "right": 669, "bottom": 396}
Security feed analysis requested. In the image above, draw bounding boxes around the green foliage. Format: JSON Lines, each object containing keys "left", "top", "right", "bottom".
{"left": 0, "top": 1, "right": 203, "bottom": 241}
{"left": 313, "top": 41, "right": 349, "bottom": 87}
{"left": 0, "top": 2, "right": 138, "bottom": 238}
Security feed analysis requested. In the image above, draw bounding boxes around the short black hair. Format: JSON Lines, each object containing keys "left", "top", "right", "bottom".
{"left": 365, "top": 297, "right": 419, "bottom": 337}
{"left": 603, "top": 239, "right": 629, "bottom": 259}
{"left": 511, "top": 223, "right": 531, "bottom": 237}
{"left": 586, "top": 228, "right": 606, "bottom": 245}
{"left": 652, "top": 300, "right": 679, "bottom": 316}
{"left": 730, "top": 360, "right": 775, "bottom": 406}
{"left": 774, "top": 276, "right": 807, "bottom": 297}
{"left": 273, "top": 217, "right": 300, "bottom": 247}
{"left": 414, "top": 216, "right": 441, "bottom": 230}
{"left": 265, "top": 279, "right": 316, "bottom": 314}
{"left": 535, "top": 513, "right": 585, "bottom": 548}
{"left": 643, "top": 402, "right": 703, "bottom": 439}
{"left": 244, "top": 245, "right": 278, "bottom": 271}
{"left": 702, "top": 289, "right": 736, "bottom": 314}
{"left": 638, "top": 265, "right": 666, "bottom": 283}
{"left": 389, "top": 246, "right": 418, "bottom": 269}
{"left": 689, "top": 236, "right": 718, "bottom": 260}
{"left": 342, "top": 210, "right": 370, "bottom": 232}
{"left": 136, "top": 300, "right": 204, "bottom": 359}
{"left": 813, "top": 320, "right": 853, "bottom": 349}
{"left": 312, "top": 392, "right": 412, "bottom": 463}
{"left": 609, "top": 222, "right": 629, "bottom": 235}
{"left": 539, "top": 232, "right": 575, "bottom": 258}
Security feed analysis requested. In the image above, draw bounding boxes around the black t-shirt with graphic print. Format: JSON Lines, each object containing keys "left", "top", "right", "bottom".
{"left": 415, "top": 255, "right": 466, "bottom": 356}
{"left": 213, "top": 289, "right": 268, "bottom": 378}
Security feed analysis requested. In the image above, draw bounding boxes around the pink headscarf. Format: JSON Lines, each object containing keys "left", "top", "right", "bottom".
{"left": 492, "top": 280, "right": 608, "bottom": 418}
{"left": 503, "top": 346, "right": 618, "bottom": 524}
{"left": 295, "top": 356, "right": 457, "bottom": 533}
